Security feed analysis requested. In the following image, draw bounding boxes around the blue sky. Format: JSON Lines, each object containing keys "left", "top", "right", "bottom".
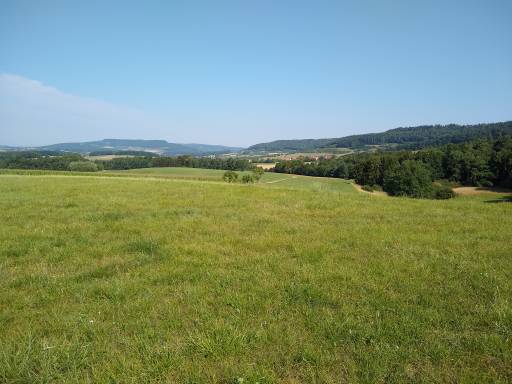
{"left": 1, "top": 0, "right": 511, "bottom": 147}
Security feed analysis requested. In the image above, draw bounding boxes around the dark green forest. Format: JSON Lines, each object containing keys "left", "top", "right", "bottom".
{"left": 0, "top": 152, "right": 253, "bottom": 172}
{"left": 97, "top": 155, "right": 253, "bottom": 171}
{"left": 273, "top": 136, "right": 512, "bottom": 198}
{"left": 0, "top": 151, "right": 84, "bottom": 171}
{"left": 249, "top": 121, "right": 512, "bottom": 152}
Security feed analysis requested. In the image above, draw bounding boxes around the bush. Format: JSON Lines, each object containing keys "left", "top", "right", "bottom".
{"left": 252, "top": 167, "right": 265, "bottom": 181}
{"left": 362, "top": 184, "right": 382, "bottom": 192}
{"left": 68, "top": 161, "right": 100, "bottom": 172}
{"left": 383, "top": 160, "right": 434, "bottom": 198}
{"left": 432, "top": 184, "right": 456, "bottom": 199}
{"left": 241, "top": 174, "right": 255, "bottom": 183}
{"left": 223, "top": 171, "right": 239, "bottom": 183}
{"left": 478, "top": 179, "right": 493, "bottom": 187}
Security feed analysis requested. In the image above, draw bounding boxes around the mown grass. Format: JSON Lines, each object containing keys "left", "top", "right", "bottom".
{"left": 112, "top": 167, "right": 356, "bottom": 193}
{"left": 0, "top": 168, "right": 356, "bottom": 193}
{"left": 0, "top": 171, "right": 511, "bottom": 383}
{"left": 111, "top": 166, "right": 248, "bottom": 181}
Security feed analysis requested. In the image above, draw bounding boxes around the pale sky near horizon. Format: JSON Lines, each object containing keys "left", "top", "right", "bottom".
{"left": 1, "top": 0, "right": 511, "bottom": 147}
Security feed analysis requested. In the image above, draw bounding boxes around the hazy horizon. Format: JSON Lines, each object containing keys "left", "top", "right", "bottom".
{"left": 1, "top": 1, "right": 511, "bottom": 147}
{"left": 1, "top": 109, "right": 512, "bottom": 150}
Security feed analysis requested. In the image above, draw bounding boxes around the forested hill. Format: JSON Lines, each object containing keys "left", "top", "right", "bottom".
{"left": 245, "top": 138, "right": 335, "bottom": 152}
{"left": 248, "top": 121, "right": 512, "bottom": 152}
{"left": 37, "top": 139, "right": 242, "bottom": 156}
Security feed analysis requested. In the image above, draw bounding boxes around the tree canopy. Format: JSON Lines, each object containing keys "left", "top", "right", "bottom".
{"left": 273, "top": 136, "right": 512, "bottom": 199}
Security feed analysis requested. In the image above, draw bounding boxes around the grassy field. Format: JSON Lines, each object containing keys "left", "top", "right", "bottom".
{"left": 112, "top": 167, "right": 357, "bottom": 193}
{"left": 1, "top": 169, "right": 511, "bottom": 383}
{"left": 0, "top": 167, "right": 356, "bottom": 193}
{"left": 111, "top": 166, "right": 244, "bottom": 181}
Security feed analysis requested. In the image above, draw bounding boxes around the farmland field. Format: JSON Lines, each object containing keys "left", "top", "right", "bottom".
{"left": 112, "top": 167, "right": 357, "bottom": 193}
{"left": 1, "top": 169, "right": 511, "bottom": 383}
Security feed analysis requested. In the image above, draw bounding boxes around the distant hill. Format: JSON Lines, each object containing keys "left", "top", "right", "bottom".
{"left": 327, "top": 121, "right": 512, "bottom": 149}
{"left": 0, "top": 145, "right": 20, "bottom": 151}
{"left": 36, "top": 139, "right": 243, "bottom": 156}
{"left": 87, "top": 150, "right": 161, "bottom": 157}
{"left": 246, "top": 138, "right": 335, "bottom": 152}
{"left": 248, "top": 121, "right": 512, "bottom": 152}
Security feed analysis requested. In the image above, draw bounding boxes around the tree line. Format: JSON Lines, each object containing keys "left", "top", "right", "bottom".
{"left": 0, "top": 152, "right": 254, "bottom": 172}
{"left": 97, "top": 155, "right": 253, "bottom": 171}
{"left": 0, "top": 151, "right": 87, "bottom": 171}
{"left": 328, "top": 121, "right": 512, "bottom": 149}
{"left": 273, "top": 136, "right": 512, "bottom": 198}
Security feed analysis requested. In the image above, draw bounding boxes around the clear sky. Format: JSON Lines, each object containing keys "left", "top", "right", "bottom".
{"left": 1, "top": 0, "right": 511, "bottom": 147}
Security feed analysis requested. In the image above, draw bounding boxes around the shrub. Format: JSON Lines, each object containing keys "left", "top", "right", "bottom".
{"left": 433, "top": 184, "right": 456, "bottom": 199}
{"left": 68, "top": 161, "right": 100, "bottom": 172}
{"left": 241, "top": 174, "right": 255, "bottom": 183}
{"left": 252, "top": 167, "right": 265, "bottom": 181}
{"left": 223, "top": 171, "right": 239, "bottom": 183}
{"left": 478, "top": 179, "right": 493, "bottom": 187}
{"left": 362, "top": 185, "right": 374, "bottom": 192}
{"left": 383, "top": 160, "right": 434, "bottom": 198}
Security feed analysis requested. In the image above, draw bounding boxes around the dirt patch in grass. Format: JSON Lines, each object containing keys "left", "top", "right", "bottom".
{"left": 254, "top": 163, "right": 276, "bottom": 170}
{"left": 353, "top": 183, "right": 388, "bottom": 196}
{"left": 454, "top": 186, "right": 512, "bottom": 196}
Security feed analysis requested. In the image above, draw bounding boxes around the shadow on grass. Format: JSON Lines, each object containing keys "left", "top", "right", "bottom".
{"left": 484, "top": 196, "right": 512, "bottom": 204}
{"left": 477, "top": 186, "right": 512, "bottom": 193}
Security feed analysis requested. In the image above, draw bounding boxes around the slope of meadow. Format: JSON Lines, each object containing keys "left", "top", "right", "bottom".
{"left": 113, "top": 167, "right": 356, "bottom": 193}
{"left": 1, "top": 171, "right": 511, "bottom": 383}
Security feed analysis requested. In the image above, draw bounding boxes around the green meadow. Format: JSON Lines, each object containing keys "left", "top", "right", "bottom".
{"left": 112, "top": 167, "right": 355, "bottom": 193}
{"left": 1, "top": 168, "right": 511, "bottom": 383}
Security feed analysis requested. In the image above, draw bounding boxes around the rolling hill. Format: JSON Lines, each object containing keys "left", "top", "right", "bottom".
{"left": 248, "top": 121, "right": 512, "bottom": 152}
{"left": 35, "top": 139, "right": 243, "bottom": 156}
{"left": 245, "top": 138, "right": 336, "bottom": 152}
